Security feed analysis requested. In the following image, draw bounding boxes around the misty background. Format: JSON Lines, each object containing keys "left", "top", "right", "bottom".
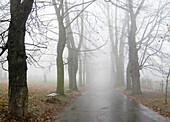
{"left": 0, "top": 0, "right": 170, "bottom": 91}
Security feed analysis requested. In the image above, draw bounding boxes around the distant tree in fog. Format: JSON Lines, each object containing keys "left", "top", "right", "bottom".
{"left": 105, "top": 2, "right": 127, "bottom": 87}
{"left": 105, "top": 0, "right": 170, "bottom": 94}
{"left": 165, "top": 68, "right": 170, "bottom": 104}
{"left": 52, "top": 0, "right": 96, "bottom": 94}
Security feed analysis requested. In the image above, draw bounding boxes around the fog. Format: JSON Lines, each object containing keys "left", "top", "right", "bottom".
{"left": 1, "top": 0, "right": 170, "bottom": 120}
{"left": 0, "top": 0, "right": 170, "bottom": 91}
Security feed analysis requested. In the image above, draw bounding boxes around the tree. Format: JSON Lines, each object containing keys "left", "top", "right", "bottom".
{"left": 52, "top": 0, "right": 66, "bottom": 95}
{"left": 130, "top": 0, "right": 170, "bottom": 93}
{"left": 78, "top": 0, "right": 85, "bottom": 87}
{"left": 7, "top": 0, "right": 33, "bottom": 116}
{"left": 106, "top": 3, "right": 117, "bottom": 83}
{"left": 104, "top": 0, "right": 170, "bottom": 94}
{"left": 65, "top": 0, "right": 88, "bottom": 90}
{"left": 127, "top": 0, "right": 145, "bottom": 94}
{"left": 65, "top": 1, "right": 79, "bottom": 91}
{"left": 79, "top": 56, "right": 83, "bottom": 86}
{"left": 165, "top": 68, "right": 170, "bottom": 104}
{"left": 53, "top": 0, "right": 95, "bottom": 94}
{"left": 126, "top": 62, "right": 132, "bottom": 90}
{"left": 105, "top": 2, "right": 127, "bottom": 86}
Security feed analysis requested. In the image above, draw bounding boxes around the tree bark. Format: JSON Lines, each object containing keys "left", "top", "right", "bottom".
{"left": 86, "top": 56, "right": 90, "bottom": 85}
{"left": 53, "top": 0, "right": 66, "bottom": 95}
{"left": 114, "top": 1, "right": 120, "bottom": 87}
{"left": 7, "top": 0, "right": 33, "bottom": 116}
{"left": 79, "top": 56, "right": 83, "bottom": 87}
{"left": 128, "top": 20, "right": 141, "bottom": 94}
{"left": 107, "top": 3, "right": 126, "bottom": 86}
{"left": 82, "top": 54, "right": 86, "bottom": 86}
{"left": 165, "top": 69, "right": 170, "bottom": 104}
{"left": 126, "top": 62, "right": 132, "bottom": 90}
{"left": 117, "top": 13, "right": 128, "bottom": 87}
{"left": 106, "top": 5, "right": 117, "bottom": 83}
{"left": 128, "top": 0, "right": 141, "bottom": 94}
{"left": 68, "top": 50, "right": 78, "bottom": 91}
{"left": 110, "top": 53, "right": 117, "bottom": 83}
{"left": 56, "top": 18, "right": 66, "bottom": 95}
{"left": 78, "top": 1, "right": 84, "bottom": 87}
{"left": 65, "top": 1, "right": 78, "bottom": 91}
{"left": 65, "top": 0, "right": 85, "bottom": 91}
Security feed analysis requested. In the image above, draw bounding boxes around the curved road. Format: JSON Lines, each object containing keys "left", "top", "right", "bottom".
{"left": 54, "top": 82, "right": 169, "bottom": 122}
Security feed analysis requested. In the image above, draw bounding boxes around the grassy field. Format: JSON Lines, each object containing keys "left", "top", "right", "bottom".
{"left": 0, "top": 82, "right": 86, "bottom": 121}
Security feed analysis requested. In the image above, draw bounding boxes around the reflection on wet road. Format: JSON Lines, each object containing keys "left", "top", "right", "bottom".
{"left": 54, "top": 82, "right": 169, "bottom": 122}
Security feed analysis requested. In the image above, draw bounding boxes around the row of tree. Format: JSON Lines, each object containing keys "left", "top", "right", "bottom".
{"left": 0, "top": 0, "right": 169, "bottom": 117}
{"left": 105, "top": 0, "right": 170, "bottom": 94}
{"left": 0, "top": 0, "right": 98, "bottom": 116}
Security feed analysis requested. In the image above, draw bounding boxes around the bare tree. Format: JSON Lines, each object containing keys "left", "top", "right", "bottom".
{"left": 52, "top": 0, "right": 66, "bottom": 95}
{"left": 7, "top": 0, "right": 33, "bottom": 116}
{"left": 105, "top": 0, "right": 169, "bottom": 94}
{"left": 78, "top": 0, "right": 85, "bottom": 87}
{"left": 105, "top": 1, "right": 127, "bottom": 87}
{"left": 165, "top": 68, "right": 170, "bottom": 104}
{"left": 52, "top": 0, "right": 96, "bottom": 94}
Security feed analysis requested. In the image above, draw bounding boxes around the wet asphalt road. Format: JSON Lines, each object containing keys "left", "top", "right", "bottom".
{"left": 54, "top": 82, "right": 169, "bottom": 122}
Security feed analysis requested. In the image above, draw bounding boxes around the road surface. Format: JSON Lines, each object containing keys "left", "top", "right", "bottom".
{"left": 54, "top": 82, "right": 169, "bottom": 122}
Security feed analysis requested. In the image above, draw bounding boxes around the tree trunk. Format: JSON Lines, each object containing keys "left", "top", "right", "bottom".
{"left": 72, "top": 51, "right": 78, "bottom": 90}
{"left": 165, "top": 69, "right": 170, "bottom": 104}
{"left": 86, "top": 57, "right": 90, "bottom": 85}
{"left": 78, "top": 1, "right": 84, "bottom": 87}
{"left": 65, "top": 0, "right": 85, "bottom": 91}
{"left": 161, "top": 80, "right": 164, "bottom": 92}
{"left": 117, "top": 13, "right": 128, "bottom": 87}
{"left": 68, "top": 49, "right": 73, "bottom": 89}
{"left": 126, "top": 62, "right": 132, "bottom": 90}
{"left": 110, "top": 53, "right": 117, "bottom": 83}
{"left": 7, "top": 0, "right": 33, "bottom": 116}
{"left": 106, "top": 5, "right": 117, "bottom": 83}
{"left": 128, "top": 14, "right": 141, "bottom": 94}
{"left": 65, "top": 3, "right": 78, "bottom": 91}
{"left": 114, "top": 2, "right": 120, "bottom": 87}
{"left": 165, "top": 79, "right": 168, "bottom": 104}
{"left": 56, "top": 20, "right": 66, "bottom": 95}
{"left": 68, "top": 50, "right": 78, "bottom": 91}
{"left": 53, "top": 0, "right": 66, "bottom": 95}
{"left": 43, "top": 73, "right": 47, "bottom": 83}
{"left": 79, "top": 55, "right": 83, "bottom": 87}
{"left": 128, "top": 0, "right": 142, "bottom": 94}
{"left": 82, "top": 54, "right": 86, "bottom": 86}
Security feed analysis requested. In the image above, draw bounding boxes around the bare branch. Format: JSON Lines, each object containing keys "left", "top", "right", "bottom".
{"left": 65, "top": 0, "right": 96, "bottom": 29}
{"left": 104, "top": 0, "right": 129, "bottom": 12}
{"left": 135, "top": 0, "right": 145, "bottom": 17}
{"left": 0, "top": 45, "right": 7, "bottom": 56}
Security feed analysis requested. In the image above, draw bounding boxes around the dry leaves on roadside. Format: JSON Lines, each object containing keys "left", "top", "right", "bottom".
{"left": 121, "top": 88, "right": 170, "bottom": 119}
{"left": 0, "top": 82, "right": 86, "bottom": 121}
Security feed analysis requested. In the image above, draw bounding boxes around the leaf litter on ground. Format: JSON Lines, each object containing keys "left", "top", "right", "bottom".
{"left": 0, "top": 82, "right": 86, "bottom": 121}
{"left": 117, "top": 87, "right": 170, "bottom": 119}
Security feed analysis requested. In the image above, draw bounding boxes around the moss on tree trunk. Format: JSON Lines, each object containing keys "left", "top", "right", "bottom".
{"left": 7, "top": 0, "right": 33, "bottom": 116}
